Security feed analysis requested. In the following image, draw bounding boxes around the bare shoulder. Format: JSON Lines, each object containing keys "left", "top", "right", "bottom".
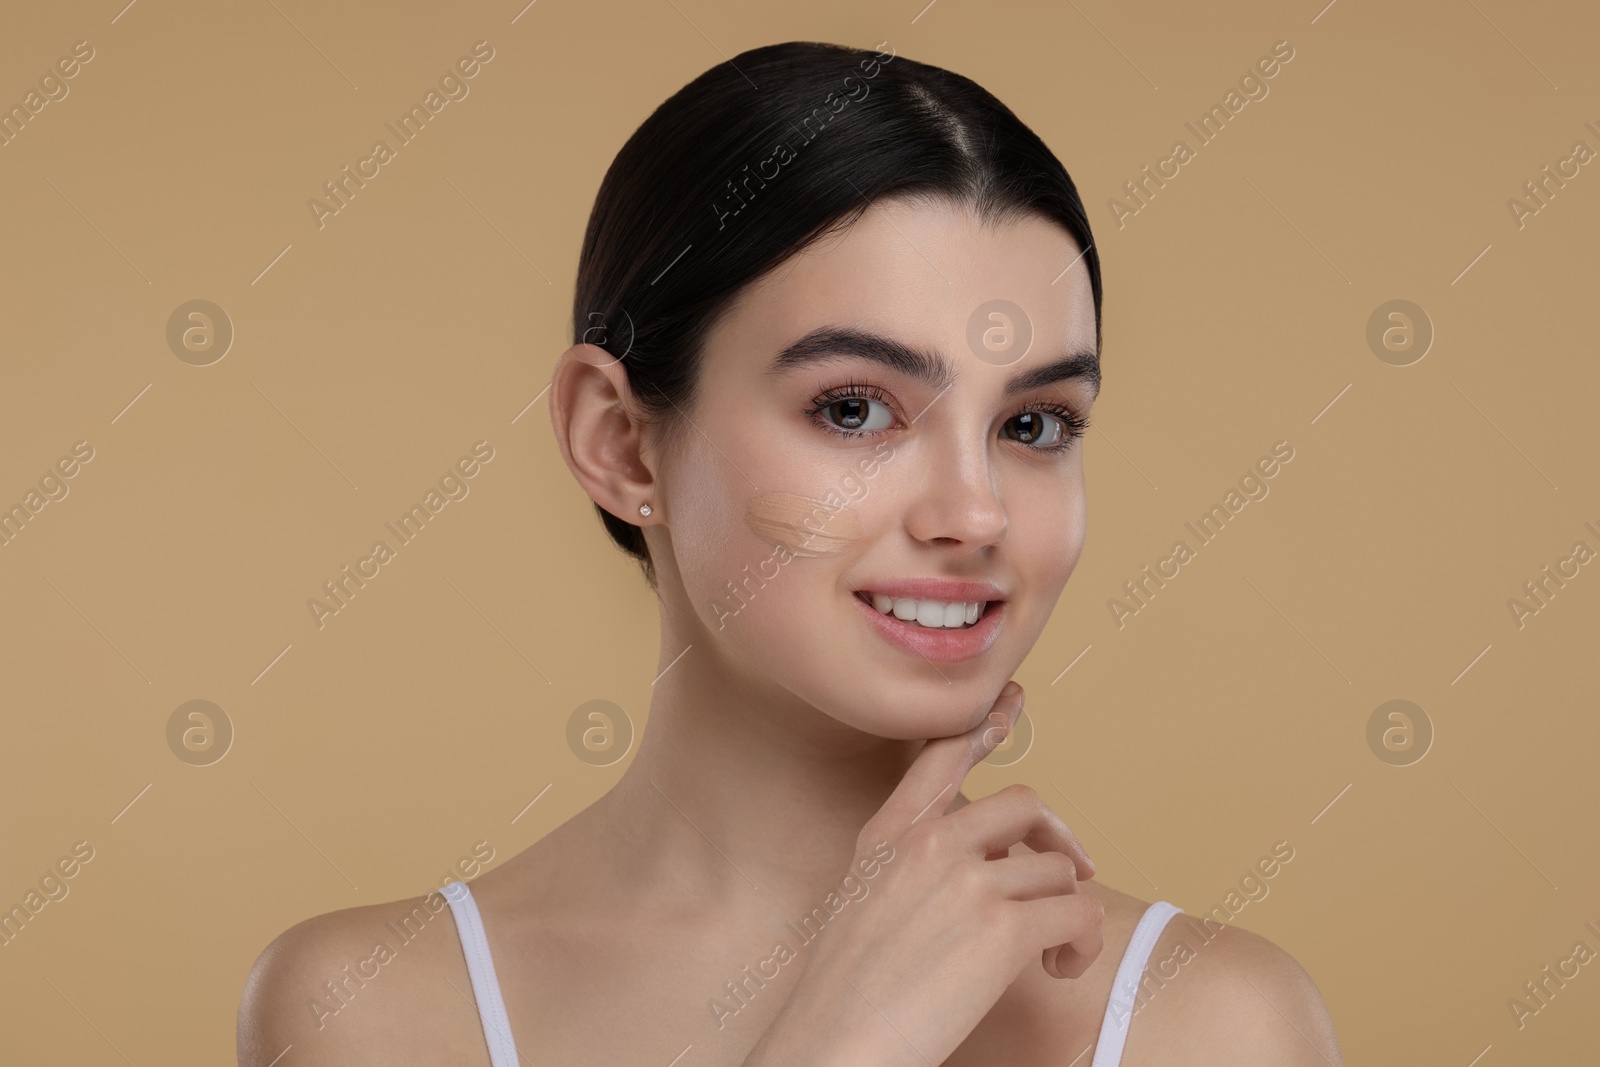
{"left": 1120, "top": 907, "right": 1344, "bottom": 1066}
{"left": 236, "top": 887, "right": 487, "bottom": 1066}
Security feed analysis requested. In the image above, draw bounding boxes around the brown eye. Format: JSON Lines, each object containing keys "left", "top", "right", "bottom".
{"left": 1005, "top": 411, "right": 1064, "bottom": 447}
{"left": 820, "top": 396, "right": 893, "bottom": 432}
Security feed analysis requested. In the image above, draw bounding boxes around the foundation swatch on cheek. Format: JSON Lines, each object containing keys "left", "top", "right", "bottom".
{"left": 744, "top": 490, "right": 861, "bottom": 557}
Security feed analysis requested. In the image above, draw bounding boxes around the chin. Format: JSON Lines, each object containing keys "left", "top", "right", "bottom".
{"left": 720, "top": 585, "right": 1041, "bottom": 738}
{"left": 797, "top": 669, "right": 1013, "bottom": 742}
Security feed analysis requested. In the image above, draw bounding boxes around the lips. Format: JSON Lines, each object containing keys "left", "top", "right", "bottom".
{"left": 851, "top": 587, "right": 1007, "bottom": 663}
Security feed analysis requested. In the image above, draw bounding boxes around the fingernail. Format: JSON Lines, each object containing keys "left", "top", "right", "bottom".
{"left": 982, "top": 708, "right": 1011, "bottom": 749}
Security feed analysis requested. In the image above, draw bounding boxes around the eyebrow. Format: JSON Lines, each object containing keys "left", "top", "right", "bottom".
{"left": 766, "top": 325, "right": 1101, "bottom": 400}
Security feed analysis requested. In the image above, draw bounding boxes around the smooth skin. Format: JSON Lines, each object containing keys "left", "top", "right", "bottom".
{"left": 238, "top": 196, "right": 1343, "bottom": 1066}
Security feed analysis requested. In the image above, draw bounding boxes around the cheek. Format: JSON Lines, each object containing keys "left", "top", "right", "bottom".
{"left": 668, "top": 459, "right": 752, "bottom": 611}
{"left": 1019, "top": 476, "right": 1088, "bottom": 591}
{"left": 667, "top": 451, "right": 841, "bottom": 637}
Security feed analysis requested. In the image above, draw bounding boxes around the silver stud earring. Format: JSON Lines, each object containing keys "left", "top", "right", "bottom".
{"left": 638, "top": 503, "right": 652, "bottom": 517}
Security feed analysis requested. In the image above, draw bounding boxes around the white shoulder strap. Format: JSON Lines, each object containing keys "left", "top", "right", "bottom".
{"left": 1091, "top": 900, "right": 1182, "bottom": 1067}
{"left": 443, "top": 880, "right": 522, "bottom": 1067}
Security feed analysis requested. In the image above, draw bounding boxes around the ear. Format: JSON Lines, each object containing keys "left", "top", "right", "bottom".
{"left": 548, "top": 343, "right": 659, "bottom": 523}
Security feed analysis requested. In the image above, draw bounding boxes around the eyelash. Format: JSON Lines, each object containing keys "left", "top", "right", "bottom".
{"left": 804, "top": 377, "right": 1092, "bottom": 454}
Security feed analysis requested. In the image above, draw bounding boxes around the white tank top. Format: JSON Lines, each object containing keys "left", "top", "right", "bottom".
{"left": 443, "top": 879, "right": 1181, "bottom": 1067}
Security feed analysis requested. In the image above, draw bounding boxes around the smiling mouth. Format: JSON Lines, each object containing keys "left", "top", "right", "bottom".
{"left": 853, "top": 590, "right": 995, "bottom": 630}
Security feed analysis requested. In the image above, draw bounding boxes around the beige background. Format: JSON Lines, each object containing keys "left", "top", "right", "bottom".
{"left": 1, "top": 0, "right": 1596, "bottom": 1063}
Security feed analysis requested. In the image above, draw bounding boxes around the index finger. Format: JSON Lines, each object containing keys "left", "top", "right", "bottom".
{"left": 857, "top": 681, "right": 1025, "bottom": 851}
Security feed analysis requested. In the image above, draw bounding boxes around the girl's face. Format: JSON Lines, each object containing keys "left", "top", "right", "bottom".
{"left": 653, "top": 195, "right": 1100, "bottom": 741}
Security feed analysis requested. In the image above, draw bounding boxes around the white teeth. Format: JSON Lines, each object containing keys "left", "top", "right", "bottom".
{"left": 864, "top": 593, "right": 988, "bottom": 629}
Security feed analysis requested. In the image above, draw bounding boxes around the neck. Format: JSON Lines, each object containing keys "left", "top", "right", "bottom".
{"left": 589, "top": 622, "right": 959, "bottom": 921}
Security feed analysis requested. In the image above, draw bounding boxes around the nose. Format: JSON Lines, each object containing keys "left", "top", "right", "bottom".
{"left": 902, "top": 430, "right": 1008, "bottom": 551}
